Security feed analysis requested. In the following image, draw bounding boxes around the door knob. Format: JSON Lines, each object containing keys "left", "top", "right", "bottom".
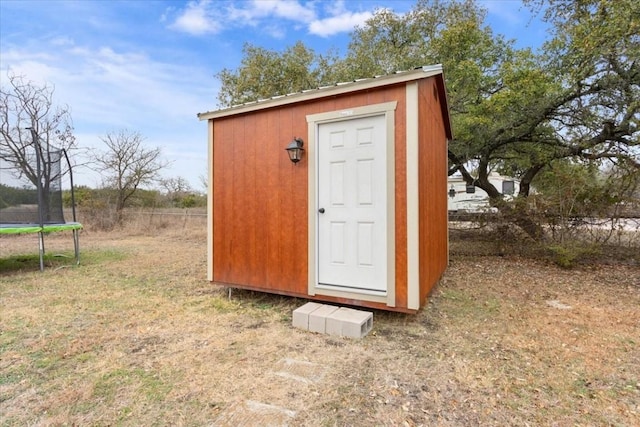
{"left": 318, "top": 208, "right": 325, "bottom": 214}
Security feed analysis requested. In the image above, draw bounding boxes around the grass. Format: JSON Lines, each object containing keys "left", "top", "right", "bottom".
{"left": 0, "top": 227, "right": 638, "bottom": 426}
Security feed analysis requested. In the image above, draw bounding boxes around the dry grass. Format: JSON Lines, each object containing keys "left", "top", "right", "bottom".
{"left": 1, "top": 224, "right": 639, "bottom": 426}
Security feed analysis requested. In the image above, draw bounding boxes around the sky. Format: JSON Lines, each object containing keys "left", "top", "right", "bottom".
{"left": 0, "top": 0, "right": 550, "bottom": 191}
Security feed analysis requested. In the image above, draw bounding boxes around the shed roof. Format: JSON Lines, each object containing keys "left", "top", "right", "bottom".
{"left": 197, "top": 65, "right": 452, "bottom": 139}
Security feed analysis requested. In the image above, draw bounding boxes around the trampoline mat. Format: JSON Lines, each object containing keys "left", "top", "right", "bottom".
{"left": 0, "top": 222, "right": 83, "bottom": 235}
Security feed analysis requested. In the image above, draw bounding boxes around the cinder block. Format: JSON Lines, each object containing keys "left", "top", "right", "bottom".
{"left": 308, "top": 304, "right": 339, "bottom": 333}
{"left": 292, "top": 302, "right": 323, "bottom": 330}
{"left": 326, "top": 307, "right": 373, "bottom": 339}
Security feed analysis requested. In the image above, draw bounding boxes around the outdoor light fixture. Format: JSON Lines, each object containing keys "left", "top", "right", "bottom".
{"left": 285, "top": 137, "right": 304, "bottom": 164}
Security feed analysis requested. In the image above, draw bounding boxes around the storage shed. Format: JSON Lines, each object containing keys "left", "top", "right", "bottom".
{"left": 198, "top": 65, "right": 452, "bottom": 313}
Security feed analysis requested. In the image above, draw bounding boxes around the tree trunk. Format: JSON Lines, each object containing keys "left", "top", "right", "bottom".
{"left": 493, "top": 198, "right": 546, "bottom": 241}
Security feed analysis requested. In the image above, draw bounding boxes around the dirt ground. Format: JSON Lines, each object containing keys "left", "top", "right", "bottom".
{"left": 1, "top": 227, "right": 639, "bottom": 426}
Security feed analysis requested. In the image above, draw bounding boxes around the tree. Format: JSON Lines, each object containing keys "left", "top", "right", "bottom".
{"left": 0, "top": 73, "right": 76, "bottom": 218}
{"left": 215, "top": 41, "right": 342, "bottom": 107}
{"left": 450, "top": 0, "right": 640, "bottom": 238}
{"left": 95, "top": 129, "right": 169, "bottom": 222}
{"left": 198, "top": 172, "right": 208, "bottom": 191}
{"left": 339, "top": 0, "right": 557, "bottom": 237}
{"left": 159, "top": 176, "right": 191, "bottom": 195}
{"left": 159, "top": 176, "right": 195, "bottom": 208}
{"left": 214, "top": 0, "right": 639, "bottom": 240}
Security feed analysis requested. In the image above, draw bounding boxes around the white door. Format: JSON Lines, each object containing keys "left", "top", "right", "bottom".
{"left": 317, "top": 114, "right": 388, "bottom": 293}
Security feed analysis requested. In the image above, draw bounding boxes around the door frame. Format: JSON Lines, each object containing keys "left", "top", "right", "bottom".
{"left": 306, "top": 101, "right": 397, "bottom": 307}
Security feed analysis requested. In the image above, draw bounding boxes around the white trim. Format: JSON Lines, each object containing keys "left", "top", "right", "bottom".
{"left": 313, "top": 286, "right": 388, "bottom": 304}
{"left": 307, "top": 101, "right": 397, "bottom": 307}
{"left": 306, "top": 101, "right": 398, "bottom": 124}
{"left": 446, "top": 139, "right": 450, "bottom": 266}
{"left": 306, "top": 119, "right": 317, "bottom": 296}
{"left": 207, "top": 120, "right": 214, "bottom": 282}
{"left": 199, "top": 66, "right": 442, "bottom": 120}
{"left": 406, "top": 82, "right": 420, "bottom": 310}
{"left": 384, "top": 106, "right": 396, "bottom": 307}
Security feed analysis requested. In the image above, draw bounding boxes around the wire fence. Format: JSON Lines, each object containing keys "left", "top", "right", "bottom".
{"left": 76, "top": 207, "right": 207, "bottom": 232}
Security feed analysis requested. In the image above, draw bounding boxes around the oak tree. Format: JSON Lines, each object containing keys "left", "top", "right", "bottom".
{"left": 214, "top": 0, "right": 639, "bottom": 240}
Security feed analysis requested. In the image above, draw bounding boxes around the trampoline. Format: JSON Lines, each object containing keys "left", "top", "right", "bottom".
{"left": 1, "top": 136, "right": 82, "bottom": 271}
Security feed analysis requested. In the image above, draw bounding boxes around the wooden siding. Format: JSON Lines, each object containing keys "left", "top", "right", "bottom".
{"left": 418, "top": 78, "right": 449, "bottom": 305}
{"left": 215, "top": 110, "right": 306, "bottom": 293}
{"left": 393, "top": 89, "right": 409, "bottom": 309}
{"left": 210, "top": 76, "right": 448, "bottom": 312}
{"left": 212, "top": 85, "right": 407, "bottom": 298}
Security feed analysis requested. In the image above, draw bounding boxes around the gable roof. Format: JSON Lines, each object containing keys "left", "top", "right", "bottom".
{"left": 198, "top": 64, "right": 452, "bottom": 139}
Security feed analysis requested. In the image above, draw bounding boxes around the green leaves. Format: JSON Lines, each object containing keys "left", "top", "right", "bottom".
{"left": 215, "top": 42, "right": 341, "bottom": 107}
{"left": 215, "top": 0, "right": 639, "bottom": 239}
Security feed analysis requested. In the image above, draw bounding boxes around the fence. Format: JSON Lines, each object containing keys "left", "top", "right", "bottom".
{"left": 77, "top": 207, "right": 207, "bottom": 232}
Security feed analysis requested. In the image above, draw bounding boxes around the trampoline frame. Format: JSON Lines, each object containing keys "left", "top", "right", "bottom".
{"left": 0, "top": 223, "right": 82, "bottom": 270}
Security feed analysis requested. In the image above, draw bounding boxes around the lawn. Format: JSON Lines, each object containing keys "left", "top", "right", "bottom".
{"left": 1, "top": 227, "right": 638, "bottom": 426}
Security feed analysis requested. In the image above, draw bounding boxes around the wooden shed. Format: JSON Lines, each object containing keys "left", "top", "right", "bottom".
{"left": 198, "top": 65, "right": 452, "bottom": 313}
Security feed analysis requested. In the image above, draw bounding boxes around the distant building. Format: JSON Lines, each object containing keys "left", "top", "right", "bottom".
{"left": 448, "top": 172, "right": 519, "bottom": 213}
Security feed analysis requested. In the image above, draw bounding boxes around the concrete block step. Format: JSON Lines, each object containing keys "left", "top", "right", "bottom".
{"left": 292, "top": 302, "right": 373, "bottom": 339}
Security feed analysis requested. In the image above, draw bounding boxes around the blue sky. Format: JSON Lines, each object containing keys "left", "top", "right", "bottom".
{"left": 0, "top": 0, "right": 549, "bottom": 191}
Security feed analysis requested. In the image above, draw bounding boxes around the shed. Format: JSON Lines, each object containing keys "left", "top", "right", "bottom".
{"left": 198, "top": 65, "right": 452, "bottom": 313}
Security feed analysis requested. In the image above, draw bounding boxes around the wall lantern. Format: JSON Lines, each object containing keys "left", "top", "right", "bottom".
{"left": 448, "top": 185, "right": 456, "bottom": 198}
{"left": 285, "top": 137, "right": 304, "bottom": 164}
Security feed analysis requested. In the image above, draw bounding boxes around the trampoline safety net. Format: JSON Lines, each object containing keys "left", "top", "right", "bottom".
{"left": 1, "top": 141, "right": 81, "bottom": 271}
{"left": 0, "top": 149, "right": 67, "bottom": 224}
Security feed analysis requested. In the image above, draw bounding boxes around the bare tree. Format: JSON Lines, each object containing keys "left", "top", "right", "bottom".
{"left": 159, "top": 176, "right": 192, "bottom": 195}
{"left": 198, "top": 172, "right": 208, "bottom": 191}
{"left": 95, "top": 129, "right": 169, "bottom": 222}
{"left": 159, "top": 176, "right": 193, "bottom": 207}
{"left": 0, "top": 73, "right": 76, "bottom": 186}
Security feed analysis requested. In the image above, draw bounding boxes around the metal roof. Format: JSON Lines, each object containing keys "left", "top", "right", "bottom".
{"left": 197, "top": 64, "right": 447, "bottom": 121}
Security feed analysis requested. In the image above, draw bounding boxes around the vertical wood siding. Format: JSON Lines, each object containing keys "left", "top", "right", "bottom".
{"left": 418, "top": 78, "right": 449, "bottom": 305}
{"left": 213, "top": 107, "right": 309, "bottom": 294}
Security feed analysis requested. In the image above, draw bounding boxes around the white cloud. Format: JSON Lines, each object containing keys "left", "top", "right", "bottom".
{"left": 249, "top": 0, "right": 316, "bottom": 22}
{"left": 50, "top": 36, "right": 75, "bottom": 47}
{"left": 225, "top": 0, "right": 315, "bottom": 26}
{"left": 170, "top": 0, "right": 375, "bottom": 38}
{"left": 1, "top": 54, "right": 59, "bottom": 88}
{"left": 1, "top": 40, "right": 216, "bottom": 187}
{"left": 309, "top": 10, "right": 372, "bottom": 37}
{"left": 260, "top": 24, "right": 287, "bottom": 39}
{"left": 169, "top": 0, "right": 222, "bottom": 35}
{"left": 323, "top": 0, "right": 348, "bottom": 16}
